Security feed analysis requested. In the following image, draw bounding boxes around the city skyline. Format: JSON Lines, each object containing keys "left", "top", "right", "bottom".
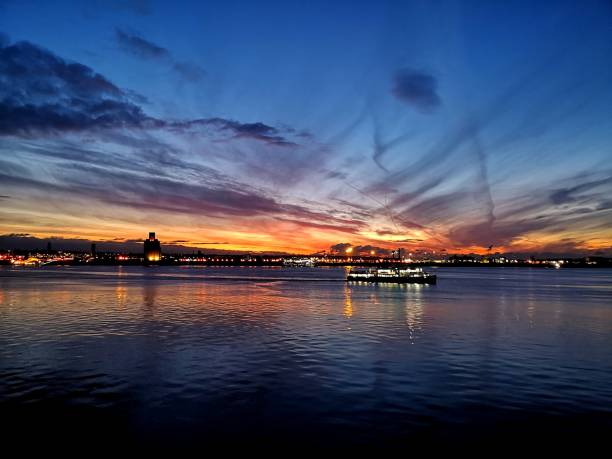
{"left": 1, "top": 1, "right": 612, "bottom": 256}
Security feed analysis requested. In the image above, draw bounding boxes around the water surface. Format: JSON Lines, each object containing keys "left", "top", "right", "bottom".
{"left": 1, "top": 266, "right": 611, "bottom": 448}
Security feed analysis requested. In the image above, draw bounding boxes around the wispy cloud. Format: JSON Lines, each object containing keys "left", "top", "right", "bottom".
{"left": 116, "top": 28, "right": 169, "bottom": 59}
{"left": 115, "top": 28, "right": 206, "bottom": 82}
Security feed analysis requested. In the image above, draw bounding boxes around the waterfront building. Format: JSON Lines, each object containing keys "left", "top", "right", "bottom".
{"left": 144, "top": 232, "right": 161, "bottom": 262}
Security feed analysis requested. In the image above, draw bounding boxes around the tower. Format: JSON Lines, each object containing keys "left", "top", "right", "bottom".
{"left": 144, "top": 232, "right": 161, "bottom": 263}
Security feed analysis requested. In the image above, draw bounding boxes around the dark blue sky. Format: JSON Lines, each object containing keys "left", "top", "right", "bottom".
{"left": 1, "top": 0, "right": 611, "bottom": 255}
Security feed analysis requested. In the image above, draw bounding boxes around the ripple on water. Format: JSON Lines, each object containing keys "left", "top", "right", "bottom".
{"left": 1, "top": 266, "right": 612, "bottom": 446}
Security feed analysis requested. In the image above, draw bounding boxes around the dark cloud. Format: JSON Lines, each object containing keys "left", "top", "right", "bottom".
{"left": 115, "top": 28, "right": 170, "bottom": 59}
{"left": 329, "top": 243, "right": 390, "bottom": 256}
{"left": 0, "top": 99, "right": 155, "bottom": 136}
{"left": 115, "top": 28, "right": 206, "bottom": 82}
{"left": 0, "top": 39, "right": 156, "bottom": 136}
{"left": 1, "top": 41, "right": 122, "bottom": 100}
{"left": 0, "top": 38, "right": 299, "bottom": 146}
{"left": 351, "top": 245, "right": 391, "bottom": 255}
{"left": 392, "top": 68, "right": 441, "bottom": 112}
{"left": 181, "top": 118, "right": 297, "bottom": 147}
{"left": 330, "top": 243, "right": 352, "bottom": 253}
{"left": 325, "top": 170, "right": 348, "bottom": 180}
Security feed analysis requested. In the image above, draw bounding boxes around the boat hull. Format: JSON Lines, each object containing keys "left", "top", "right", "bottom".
{"left": 347, "top": 274, "right": 437, "bottom": 284}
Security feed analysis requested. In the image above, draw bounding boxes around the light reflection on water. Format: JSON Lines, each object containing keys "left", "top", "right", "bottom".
{"left": 1, "top": 266, "right": 612, "bottom": 447}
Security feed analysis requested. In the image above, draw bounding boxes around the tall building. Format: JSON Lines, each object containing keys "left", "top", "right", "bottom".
{"left": 91, "top": 243, "right": 96, "bottom": 258}
{"left": 144, "top": 232, "right": 161, "bottom": 262}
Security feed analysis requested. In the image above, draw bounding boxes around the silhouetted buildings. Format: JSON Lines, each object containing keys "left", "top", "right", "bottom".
{"left": 144, "top": 232, "right": 161, "bottom": 262}
{"left": 91, "top": 243, "right": 96, "bottom": 258}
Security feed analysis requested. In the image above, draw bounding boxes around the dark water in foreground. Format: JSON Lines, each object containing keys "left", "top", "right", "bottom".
{"left": 1, "top": 266, "right": 612, "bottom": 449}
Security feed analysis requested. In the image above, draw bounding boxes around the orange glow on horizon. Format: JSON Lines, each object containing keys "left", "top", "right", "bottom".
{"left": 2, "top": 217, "right": 611, "bottom": 256}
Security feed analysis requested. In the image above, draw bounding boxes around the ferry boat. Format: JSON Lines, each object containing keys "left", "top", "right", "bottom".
{"left": 347, "top": 266, "right": 436, "bottom": 284}
{"left": 283, "top": 257, "right": 315, "bottom": 267}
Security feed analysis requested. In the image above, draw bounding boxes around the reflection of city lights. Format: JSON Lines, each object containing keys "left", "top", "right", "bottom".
{"left": 116, "top": 285, "right": 127, "bottom": 307}
{"left": 405, "top": 298, "right": 423, "bottom": 343}
{"left": 343, "top": 284, "right": 353, "bottom": 318}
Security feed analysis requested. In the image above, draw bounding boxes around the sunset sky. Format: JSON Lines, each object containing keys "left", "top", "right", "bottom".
{"left": 1, "top": 0, "right": 611, "bottom": 255}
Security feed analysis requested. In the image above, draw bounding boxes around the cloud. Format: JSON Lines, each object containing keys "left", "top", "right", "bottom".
{"left": 325, "top": 170, "right": 348, "bottom": 180}
{"left": 181, "top": 118, "right": 297, "bottom": 147}
{"left": 0, "top": 99, "right": 154, "bottom": 136}
{"left": 392, "top": 68, "right": 441, "bottom": 112}
{"left": 329, "top": 243, "right": 391, "bottom": 255}
{"left": 0, "top": 145, "right": 362, "bottom": 234}
{"left": 330, "top": 243, "right": 352, "bottom": 253}
{"left": 549, "top": 176, "right": 612, "bottom": 205}
{"left": 351, "top": 244, "right": 391, "bottom": 255}
{"left": 116, "top": 28, "right": 169, "bottom": 59}
{"left": 0, "top": 39, "right": 156, "bottom": 136}
{"left": 115, "top": 28, "right": 206, "bottom": 82}
{"left": 371, "top": 116, "right": 412, "bottom": 172}
{"left": 0, "top": 38, "right": 298, "bottom": 146}
{"left": 1, "top": 41, "right": 123, "bottom": 100}
{"left": 0, "top": 167, "right": 277, "bottom": 217}
{"left": 275, "top": 218, "right": 364, "bottom": 234}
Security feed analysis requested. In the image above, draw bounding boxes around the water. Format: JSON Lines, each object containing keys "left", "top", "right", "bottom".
{"left": 1, "top": 266, "right": 612, "bottom": 449}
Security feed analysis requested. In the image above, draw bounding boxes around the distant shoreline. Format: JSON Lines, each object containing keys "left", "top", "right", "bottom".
{"left": 2, "top": 260, "right": 611, "bottom": 269}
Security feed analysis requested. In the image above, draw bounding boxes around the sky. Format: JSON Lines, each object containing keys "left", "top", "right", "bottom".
{"left": 1, "top": 0, "right": 611, "bottom": 256}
